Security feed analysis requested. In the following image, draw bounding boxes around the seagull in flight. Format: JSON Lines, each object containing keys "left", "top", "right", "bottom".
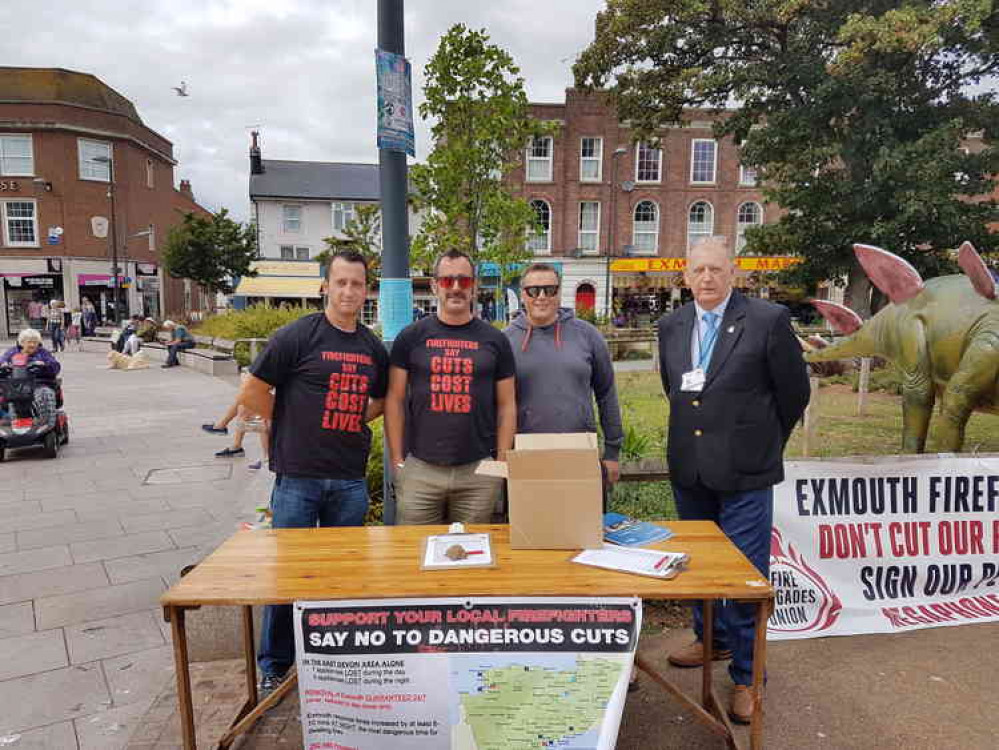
{"left": 172, "top": 81, "right": 189, "bottom": 97}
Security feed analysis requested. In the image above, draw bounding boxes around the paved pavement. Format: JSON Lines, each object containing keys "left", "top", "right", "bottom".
{"left": 0, "top": 343, "right": 268, "bottom": 749}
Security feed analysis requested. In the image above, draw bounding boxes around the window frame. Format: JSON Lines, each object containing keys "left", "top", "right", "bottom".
{"left": 687, "top": 200, "right": 715, "bottom": 250}
{"left": 527, "top": 199, "right": 552, "bottom": 254}
{"left": 739, "top": 164, "right": 758, "bottom": 187}
{"left": 295, "top": 246, "right": 310, "bottom": 260}
{"left": 577, "top": 201, "right": 601, "bottom": 254}
{"left": 279, "top": 245, "right": 294, "bottom": 260}
{"left": 78, "top": 138, "right": 112, "bottom": 183}
{"left": 632, "top": 200, "right": 660, "bottom": 255}
{"left": 331, "top": 202, "right": 357, "bottom": 233}
{"left": 146, "top": 158, "right": 155, "bottom": 189}
{"left": 635, "top": 142, "right": 663, "bottom": 183}
{"left": 735, "top": 201, "right": 763, "bottom": 254}
{"left": 0, "top": 134, "right": 34, "bottom": 177}
{"left": 690, "top": 139, "right": 718, "bottom": 185}
{"left": 282, "top": 204, "right": 302, "bottom": 234}
{"left": 579, "top": 137, "right": 603, "bottom": 182}
{"left": 2, "top": 199, "right": 39, "bottom": 247}
{"left": 526, "top": 136, "right": 554, "bottom": 182}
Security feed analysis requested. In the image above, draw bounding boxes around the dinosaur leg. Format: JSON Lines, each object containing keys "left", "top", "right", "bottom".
{"left": 936, "top": 337, "right": 999, "bottom": 452}
{"left": 897, "top": 320, "right": 934, "bottom": 454}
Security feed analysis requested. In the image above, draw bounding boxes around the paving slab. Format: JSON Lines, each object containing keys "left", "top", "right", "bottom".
{"left": 16, "top": 518, "right": 124, "bottom": 551}
{"left": 36, "top": 578, "right": 166, "bottom": 630}
{"left": 120, "top": 508, "right": 216, "bottom": 535}
{"left": 76, "top": 700, "right": 154, "bottom": 750}
{"left": 65, "top": 611, "right": 165, "bottom": 664}
{"left": 0, "top": 532, "right": 15, "bottom": 553}
{"left": 0, "top": 721, "right": 79, "bottom": 750}
{"left": 104, "top": 547, "right": 203, "bottom": 587}
{"left": 70, "top": 531, "right": 175, "bottom": 564}
{"left": 0, "top": 562, "right": 109, "bottom": 606}
{"left": 0, "top": 661, "right": 109, "bottom": 733}
{"left": 102, "top": 646, "right": 175, "bottom": 708}
{"left": 0, "top": 545, "right": 73, "bottom": 577}
{"left": 0, "top": 629, "right": 68, "bottom": 680}
{"left": 6, "top": 510, "right": 79, "bottom": 533}
{"left": 0, "top": 601, "right": 35, "bottom": 637}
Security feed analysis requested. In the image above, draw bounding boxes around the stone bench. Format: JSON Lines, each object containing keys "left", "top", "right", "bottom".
{"left": 178, "top": 347, "right": 239, "bottom": 377}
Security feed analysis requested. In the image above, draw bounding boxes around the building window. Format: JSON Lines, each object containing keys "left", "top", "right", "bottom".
{"left": 632, "top": 201, "right": 659, "bottom": 254}
{"left": 578, "top": 201, "right": 600, "bottom": 253}
{"left": 280, "top": 245, "right": 294, "bottom": 260}
{"left": 527, "top": 199, "right": 551, "bottom": 253}
{"left": 690, "top": 139, "right": 717, "bottom": 184}
{"left": 579, "top": 137, "right": 602, "bottom": 182}
{"left": 739, "top": 164, "right": 758, "bottom": 186}
{"left": 282, "top": 204, "right": 302, "bottom": 233}
{"left": 526, "top": 136, "right": 553, "bottom": 182}
{"left": 296, "top": 246, "right": 310, "bottom": 260}
{"left": 0, "top": 134, "right": 34, "bottom": 176}
{"left": 2, "top": 200, "right": 38, "bottom": 246}
{"left": 78, "top": 139, "right": 112, "bottom": 182}
{"left": 362, "top": 299, "right": 379, "bottom": 326}
{"left": 736, "top": 202, "right": 763, "bottom": 253}
{"left": 636, "top": 142, "right": 662, "bottom": 183}
{"left": 687, "top": 201, "right": 715, "bottom": 249}
{"left": 332, "top": 202, "right": 357, "bottom": 232}
{"left": 146, "top": 159, "right": 155, "bottom": 189}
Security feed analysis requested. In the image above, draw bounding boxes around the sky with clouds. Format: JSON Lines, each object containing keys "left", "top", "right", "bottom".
{"left": 7, "top": 0, "right": 606, "bottom": 221}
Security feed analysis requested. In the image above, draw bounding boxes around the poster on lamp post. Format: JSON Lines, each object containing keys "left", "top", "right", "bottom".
{"left": 294, "top": 597, "right": 641, "bottom": 750}
{"left": 375, "top": 48, "right": 415, "bottom": 157}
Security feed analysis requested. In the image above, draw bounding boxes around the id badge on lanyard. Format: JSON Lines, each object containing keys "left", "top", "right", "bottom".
{"left": 680, "top": 367, "right": 705, "bottom": 392}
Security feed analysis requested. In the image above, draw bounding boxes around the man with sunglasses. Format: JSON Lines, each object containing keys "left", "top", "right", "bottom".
{"left": 504, "top": 263, "right": 623, "bottom": 500}
{"left": 385, "top": 249, "right": 517, "bottom": 524}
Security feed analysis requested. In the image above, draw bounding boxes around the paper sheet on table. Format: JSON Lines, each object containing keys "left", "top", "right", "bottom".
{"left": 572, "top": 545, "right": 687, "bottom": 579}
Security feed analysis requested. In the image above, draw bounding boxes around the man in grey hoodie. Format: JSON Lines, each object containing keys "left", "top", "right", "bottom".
{"left": 504, "top": 263, "right": 624, "bottom": 491}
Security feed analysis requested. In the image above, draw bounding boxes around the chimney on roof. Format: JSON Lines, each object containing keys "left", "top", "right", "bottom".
{"left": 250, "top": 130, "right": 264, "bottom": 175}
{"left": 179, "top": 179, "right": 194, "bottom": 200}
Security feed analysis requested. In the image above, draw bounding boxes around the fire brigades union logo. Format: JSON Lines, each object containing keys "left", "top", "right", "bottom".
{"left": 769, "top": 528, "right": 842, "bottom": 634}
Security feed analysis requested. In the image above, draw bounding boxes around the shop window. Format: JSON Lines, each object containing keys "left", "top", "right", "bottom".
{"left": 282, "top": 204, "right": 302, "bottom": 233}
{"left": 632, "top": 201, "right": 659, "bottom": 254}
{"left": 0, "top": 134, "right": 34, "bottom": 176}
{"left": 690, "top": 139, "right": 717, "bottom": 184}
{"left": 280, "top": 245, "right": 294, "bottom": 260}
{"left": 636, "top": 142, "right": 662, "bottom": 183}
{"left": 736, "top": 202, "right": 763, "bottom": 253}
{"left": 580, "top": 137, "right": 602, "bottom": 182}
{"left": 296, "top": 246, "right": 310, "bottom": 260}
{"left": 527, "top": 199, "right": 551, "bottom": 253}
{"left": 526, "top": 136, "right": 553, "bottom": 182}
{"left": 78, "top": 139, "right": 112, "bottom": 182}
{"left": 578, "top": 201, "right": 600, "bottom": 253}
{"left": 687, "top": 201, "right": 714, "bottom": 250}
{"left": 332, "top": 202, "right": 357, "bottom": 232}
{"left": 2, "top": 200, "right": 38, "bottom": 246}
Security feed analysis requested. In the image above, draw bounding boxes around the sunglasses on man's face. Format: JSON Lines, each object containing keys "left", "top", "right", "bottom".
{"left": 523, "top": 285, "right": 560, "bottom": 299}
{"left": 435, "top": 275, "right": 474, "bottom": 290}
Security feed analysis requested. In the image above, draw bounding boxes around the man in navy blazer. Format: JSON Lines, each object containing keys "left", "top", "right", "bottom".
{"left": 657, "top": 236, "right": 809, "bottom": 723}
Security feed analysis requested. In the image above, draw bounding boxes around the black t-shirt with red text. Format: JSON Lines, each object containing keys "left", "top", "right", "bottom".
{"left": 390, "top": 315, "right": 516, "bottom": 466}
{"left": 251, "top": 313, "right": 389, "bottom": 479}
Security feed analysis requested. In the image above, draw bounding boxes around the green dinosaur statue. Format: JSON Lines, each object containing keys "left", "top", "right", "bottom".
{"left": 805, "top": 242, "right": 998, "bottom": 453}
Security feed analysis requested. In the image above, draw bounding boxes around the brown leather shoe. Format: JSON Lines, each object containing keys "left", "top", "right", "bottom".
{"left": 729, "top": 685, "right": 754, "bottom": 724}
{"left": 667, "top": 640, "right": 733, "bottom": 668}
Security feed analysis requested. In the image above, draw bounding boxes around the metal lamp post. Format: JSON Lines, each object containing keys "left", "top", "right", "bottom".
{"left": 604, "top": 146, "right": 629, "bottom": 319}
{"left": 93, "top": 154, "right": 121, "bottom": 323}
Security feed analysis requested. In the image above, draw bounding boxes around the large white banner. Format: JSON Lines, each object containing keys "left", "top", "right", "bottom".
{"left": 768, "top": 455, "right": 999, "bottom": 640}
{"left": 294, "top": 597, "right": 641, "bottom": 750}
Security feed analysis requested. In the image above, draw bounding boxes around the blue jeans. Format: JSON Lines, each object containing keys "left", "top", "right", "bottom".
{"left": 672, "top": 482, "right": 773, "bottom": 686}
{"left": 257, "top": 475, "right": 369, "bottom": 678}
{"left": 165, "top": 340, "right": 194, "bottom": 366}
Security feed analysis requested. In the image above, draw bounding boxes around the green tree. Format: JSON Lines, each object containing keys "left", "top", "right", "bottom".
{"left": 162, "top": 209, "right": 258, "bottom": 295}
{"left": 317, "top": 203, "right": 383, "bottom": 284}
{"left": 411, "top": 24, "right": 557, "bottom": 284}
{"left": 574, "top": 0, "right": 999, "bottom": 315}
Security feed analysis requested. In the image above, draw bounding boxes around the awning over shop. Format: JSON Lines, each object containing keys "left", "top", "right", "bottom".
{"left": 610, "top": 256, "right": 800, "bottom": 273}
{"left": 235, "top": 276, "right": 323, "bottom": 298}
{"left": 78, "top": 273, "right": 133, "bottom": 286}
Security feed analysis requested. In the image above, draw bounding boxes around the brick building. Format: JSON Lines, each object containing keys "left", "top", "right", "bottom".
{"left": 508, "top": 89, "right": 792, "bottom": 323}
{"left": 0, "top": 67, "right": 211, "bottom": 337}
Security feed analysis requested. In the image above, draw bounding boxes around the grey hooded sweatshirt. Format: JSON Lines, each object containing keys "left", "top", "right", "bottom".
{"left": 504, "top": 308, "right": 623, "bottom": 461}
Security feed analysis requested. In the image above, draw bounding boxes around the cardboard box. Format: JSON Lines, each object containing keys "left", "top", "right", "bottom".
{"left": 478, "top": 433, "right": 603, "bottom": 550}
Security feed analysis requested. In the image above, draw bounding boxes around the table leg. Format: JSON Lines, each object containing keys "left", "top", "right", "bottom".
{"left": 701, "top": 599, "right": 714, "bottom": 708}
{"left": 168, "top": 606, "right": 197, "bottom": 750}
{"left": 242, "top": 606, "right": 258, "bottom": 707}
{"left": 749, "top": 600, "right": 769, "bottom": 750}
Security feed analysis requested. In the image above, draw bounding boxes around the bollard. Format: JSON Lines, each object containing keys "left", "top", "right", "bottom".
{"left": 857, "top": 357, "right": 871, "bottom": 416}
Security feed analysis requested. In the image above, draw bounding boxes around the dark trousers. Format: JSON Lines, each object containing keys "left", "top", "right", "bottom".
{"left": 672, "top": 481, "right": 773, "bottom": 686}
{"left": 257, "top": 475, "right": 369, "bottom": 678}
{"left": 165, "top": 340, "right": 194, "bottom": 366}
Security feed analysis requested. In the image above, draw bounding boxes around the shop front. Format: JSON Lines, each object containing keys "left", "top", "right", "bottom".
{"left": 135, "top": 263, "right": 161, "bottom": 319}
{"left": 3, "top": 272, "right": 66, "bottom": 336}
{"left": 77, "top": 273, "right": 133, "bottom": 325}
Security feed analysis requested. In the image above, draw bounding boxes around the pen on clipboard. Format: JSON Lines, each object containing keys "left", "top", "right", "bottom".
{"left": 653, "top": 555, "right": 671, "bottom": 571}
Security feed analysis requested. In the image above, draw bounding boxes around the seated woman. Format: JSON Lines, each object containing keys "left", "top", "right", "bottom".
{"left": 1, "top": 328, "right": 61, "bottom": 379}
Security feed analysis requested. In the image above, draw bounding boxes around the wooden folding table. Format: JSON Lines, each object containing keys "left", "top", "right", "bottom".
{"left": 161, "top": 521, "right": 772, "bottom": 749}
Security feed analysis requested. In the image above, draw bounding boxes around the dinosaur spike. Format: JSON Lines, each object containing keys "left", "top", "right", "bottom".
{"left": 854, "top": 244, "right": 924, "bottom": 304}
{"left": 809, "top": 299, "right": 864, "bottom": 335}
{"left": 957, "top": 241, "right": 997, "bottom": 300}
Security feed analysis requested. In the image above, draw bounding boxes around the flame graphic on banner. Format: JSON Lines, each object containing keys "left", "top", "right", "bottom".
{"left": 770, "top": 527, "right": 843, "bottom": 633}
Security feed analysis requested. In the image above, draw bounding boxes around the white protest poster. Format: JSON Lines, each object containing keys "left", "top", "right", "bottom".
{"left": 769, "top": 455, "right": 999, "bottom": 640}
{"left": 293, "top": 597, "right": 641, "bottom": 750}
